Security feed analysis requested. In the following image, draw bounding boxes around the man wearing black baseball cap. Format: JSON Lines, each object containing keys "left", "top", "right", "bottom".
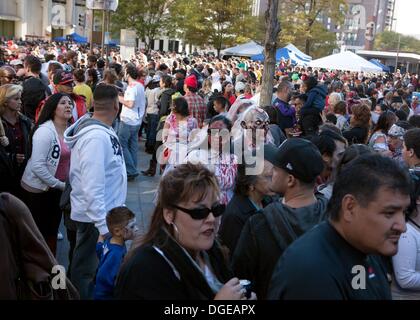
{"left": 232, "top": 138, "right": 328, "bottom": 299}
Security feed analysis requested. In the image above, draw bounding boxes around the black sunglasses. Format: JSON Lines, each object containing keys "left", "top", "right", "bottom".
{"left": 172, "top": 203, "right": 226, "bottom": 220}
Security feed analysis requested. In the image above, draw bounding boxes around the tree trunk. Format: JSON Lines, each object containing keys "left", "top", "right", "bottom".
{"left": 260, "top": 0, "right": 281, "bottom": 107}
{"left": 305, "top": 38, "right": 311, "bottom": 55}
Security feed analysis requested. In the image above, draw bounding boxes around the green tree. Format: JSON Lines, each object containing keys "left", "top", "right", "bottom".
{"left": 278, "top": 0, "right": 347, "bottom": 57}
{"left": 167, "top": 0, "right": 209, "bottom": 50}
{"left": 111, "top": 0, "right": 176, "bottom": 51}
{"left": 169, "top": 0, "right": 257, "bottom": 55}
{"left": 374, "top": 31, "right": 420, "bottom": 52}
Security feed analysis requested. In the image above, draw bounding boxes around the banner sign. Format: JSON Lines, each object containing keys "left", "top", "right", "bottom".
{"left": 51, "top": 4, "right": 66, "bottom": 28}
{"left": 86, "top": 0, "right": 119, "bottom": 11}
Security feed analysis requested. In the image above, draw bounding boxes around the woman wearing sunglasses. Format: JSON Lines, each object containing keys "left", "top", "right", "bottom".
{"left": 0, "top": 66, "right": 17, "bottom": 86}
{"left": 116, "top": 163, "right": 255, "bottom": 300}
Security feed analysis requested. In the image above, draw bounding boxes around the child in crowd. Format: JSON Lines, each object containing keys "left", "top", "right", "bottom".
{"left": 94, "top": 206, "right": 138, "bottom": 300}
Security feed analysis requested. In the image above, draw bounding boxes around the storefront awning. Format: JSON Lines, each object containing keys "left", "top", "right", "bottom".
{"left": 0, "top": 14, "right": 21, "bottom": 22}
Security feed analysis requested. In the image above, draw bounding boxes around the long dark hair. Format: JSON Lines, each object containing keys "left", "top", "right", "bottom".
{"left": 37, "top": 93, "right": 73, "bottom": 125}
{"left": 234, "top": 164, "right": 258, "bottom": 196}
{"left": 372, "top": 110, "right": 396, "bottom": 134}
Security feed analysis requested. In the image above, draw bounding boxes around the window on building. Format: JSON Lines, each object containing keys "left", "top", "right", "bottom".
{"left": 159, "top": 39, "right": 164, "bottom": 51}
{"left": 51, "top": 28, "right": 64, "bottom": 39}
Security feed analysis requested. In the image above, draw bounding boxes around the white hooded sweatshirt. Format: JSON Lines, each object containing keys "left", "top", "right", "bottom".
{"left": 64, "top": 114, "right": 127, "bottom": 235}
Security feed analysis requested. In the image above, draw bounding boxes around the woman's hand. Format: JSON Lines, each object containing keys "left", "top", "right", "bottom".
{"left": 16, "top": 154, "right": 25, "bottom": 164}
{"left": 0, "top": 136, "right": 9, "bottom": 147}
{"left": 214, "top": 277, "right": 245, "bottom": 300}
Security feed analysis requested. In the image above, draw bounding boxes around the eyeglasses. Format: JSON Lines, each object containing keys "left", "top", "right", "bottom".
{"left": 171, "top": 203, "right": 226, "bottom": 220}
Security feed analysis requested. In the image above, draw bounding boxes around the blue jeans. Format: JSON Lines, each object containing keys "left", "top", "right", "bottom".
{"left": 118, "top": 122, "right": 141, "bottom": 176}
{"left": 69, "top": 221, "right": 99, "bottom": 300}
{"left": 145, "top": 113, "right": 159, "bottom": 149}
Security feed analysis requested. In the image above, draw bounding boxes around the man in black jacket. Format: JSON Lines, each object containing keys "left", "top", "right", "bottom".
{"left": 21, "top": 56, "right": 48, "bottom": 121}
{"left": 232, "top": 139, "right": 327, "bottom": 299}
{"left": 268, "top": 154, "right": 410, "bottom": 300}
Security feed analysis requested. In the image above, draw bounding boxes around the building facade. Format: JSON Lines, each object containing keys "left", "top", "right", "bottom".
{"left": 334, "top": 0, "right": 396, "bottom": 51}
{"left": 251, "top": 0, "right": 268, "bottom": 16}
{"left": 0, "top": 0, "right": 196, "bottom": 53}
{"left": 251, "top": 0, "right": 396, "bottom": 51}
{"left": 0, "top": 0, "right": 90, "bottom": 40}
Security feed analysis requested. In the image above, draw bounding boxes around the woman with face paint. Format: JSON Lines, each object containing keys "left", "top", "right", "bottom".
{"left": 186, "top": 115, "right": 238, "bottom": 206}
{"left": 115, "top": 163, "right": 256, "bottom": 300}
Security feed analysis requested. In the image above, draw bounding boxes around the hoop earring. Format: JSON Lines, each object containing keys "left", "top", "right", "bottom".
{"left": 171, "top": 222, "right": 179, "bottom": 236}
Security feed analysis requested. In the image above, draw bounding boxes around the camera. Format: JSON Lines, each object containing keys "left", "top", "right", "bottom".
{"left": 239, "top": 279, "right": 251, "bottom": 299}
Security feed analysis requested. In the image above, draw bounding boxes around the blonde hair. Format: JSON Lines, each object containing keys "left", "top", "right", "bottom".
{"left": 328, "top": 92, "right": 342, "bottom": 108}
{"left": 0, "top": 84, "right": 23, "bottom": 136}
{"left": 0, "top": 84, "right": 22, "bottom": 114}
{"left": 202, "top": 78, "right": 212, "bottom": 93}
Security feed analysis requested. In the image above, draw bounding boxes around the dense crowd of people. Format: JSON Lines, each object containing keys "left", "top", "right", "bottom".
{"left": 1, "top": 39, "right": 420, "bottom": 300}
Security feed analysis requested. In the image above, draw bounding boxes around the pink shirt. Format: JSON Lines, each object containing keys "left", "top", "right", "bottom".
{"left": 55, "top": 137, "right": 70, "bottom": 182}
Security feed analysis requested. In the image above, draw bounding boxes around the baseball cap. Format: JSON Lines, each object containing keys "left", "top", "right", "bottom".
{"left": 388, "top": 123, "right": 406, "bottom": 140}
{"left": 152, "top": 74, "right": 161, "bottom": 82}
{"left": 264, "top": 139, "right": 324, "bottom": 183}
{"left": 185, "top": 74, "right": 198, "bottom": 89}
{"left": 53, "top": 70, "right": 74, "bottom": 86}
{"left": 235, "top": 81, "right": 246, "bottom": 93}
{"left": 291, "top": 73, "right": 299, "bottom": 81}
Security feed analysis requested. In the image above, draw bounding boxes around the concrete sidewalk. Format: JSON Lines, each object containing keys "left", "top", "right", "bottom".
{"left": 56, "top": 140, "right": 161, "bottom": 268}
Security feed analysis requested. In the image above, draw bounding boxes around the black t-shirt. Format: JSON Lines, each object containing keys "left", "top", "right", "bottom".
{"left": 268, "top": 221, "right": 392, "bottom": 300}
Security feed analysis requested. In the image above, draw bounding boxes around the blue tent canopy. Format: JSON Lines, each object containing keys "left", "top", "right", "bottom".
{"left": 250, "top": 47, "right": 290, "bottom": 62}
{"left": 250, "top": 44, "right": 311, "bottom": 65}
{"left": 108, "top": 41, "right": 119, "bottom": 47}
{"left": 67, "top": 32, "right": 88, "bottom": 44}
{"left": 53, "top": 36, "right": 66, "bottom": 42}
{"left": 369, "top": 59, "right": 390, "bottom": 73}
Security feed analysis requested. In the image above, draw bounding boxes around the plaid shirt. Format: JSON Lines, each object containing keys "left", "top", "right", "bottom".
{"left": 184, "top": 92, "right": 207, "bottom": 128}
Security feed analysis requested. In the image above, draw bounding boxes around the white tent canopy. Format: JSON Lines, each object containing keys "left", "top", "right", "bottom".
{"left": 284, "top": 44, "right": 312, "bottom": 61}
{"left": 221, "top": 41, "right": 263, "bottom": 57}
{"left": 309, "top": 51, "right": 382, "bottom": 73}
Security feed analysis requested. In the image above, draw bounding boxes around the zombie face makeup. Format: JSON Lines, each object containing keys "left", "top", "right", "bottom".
{"left": 124, "top": 218, "right": 139, "bottom": 240}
